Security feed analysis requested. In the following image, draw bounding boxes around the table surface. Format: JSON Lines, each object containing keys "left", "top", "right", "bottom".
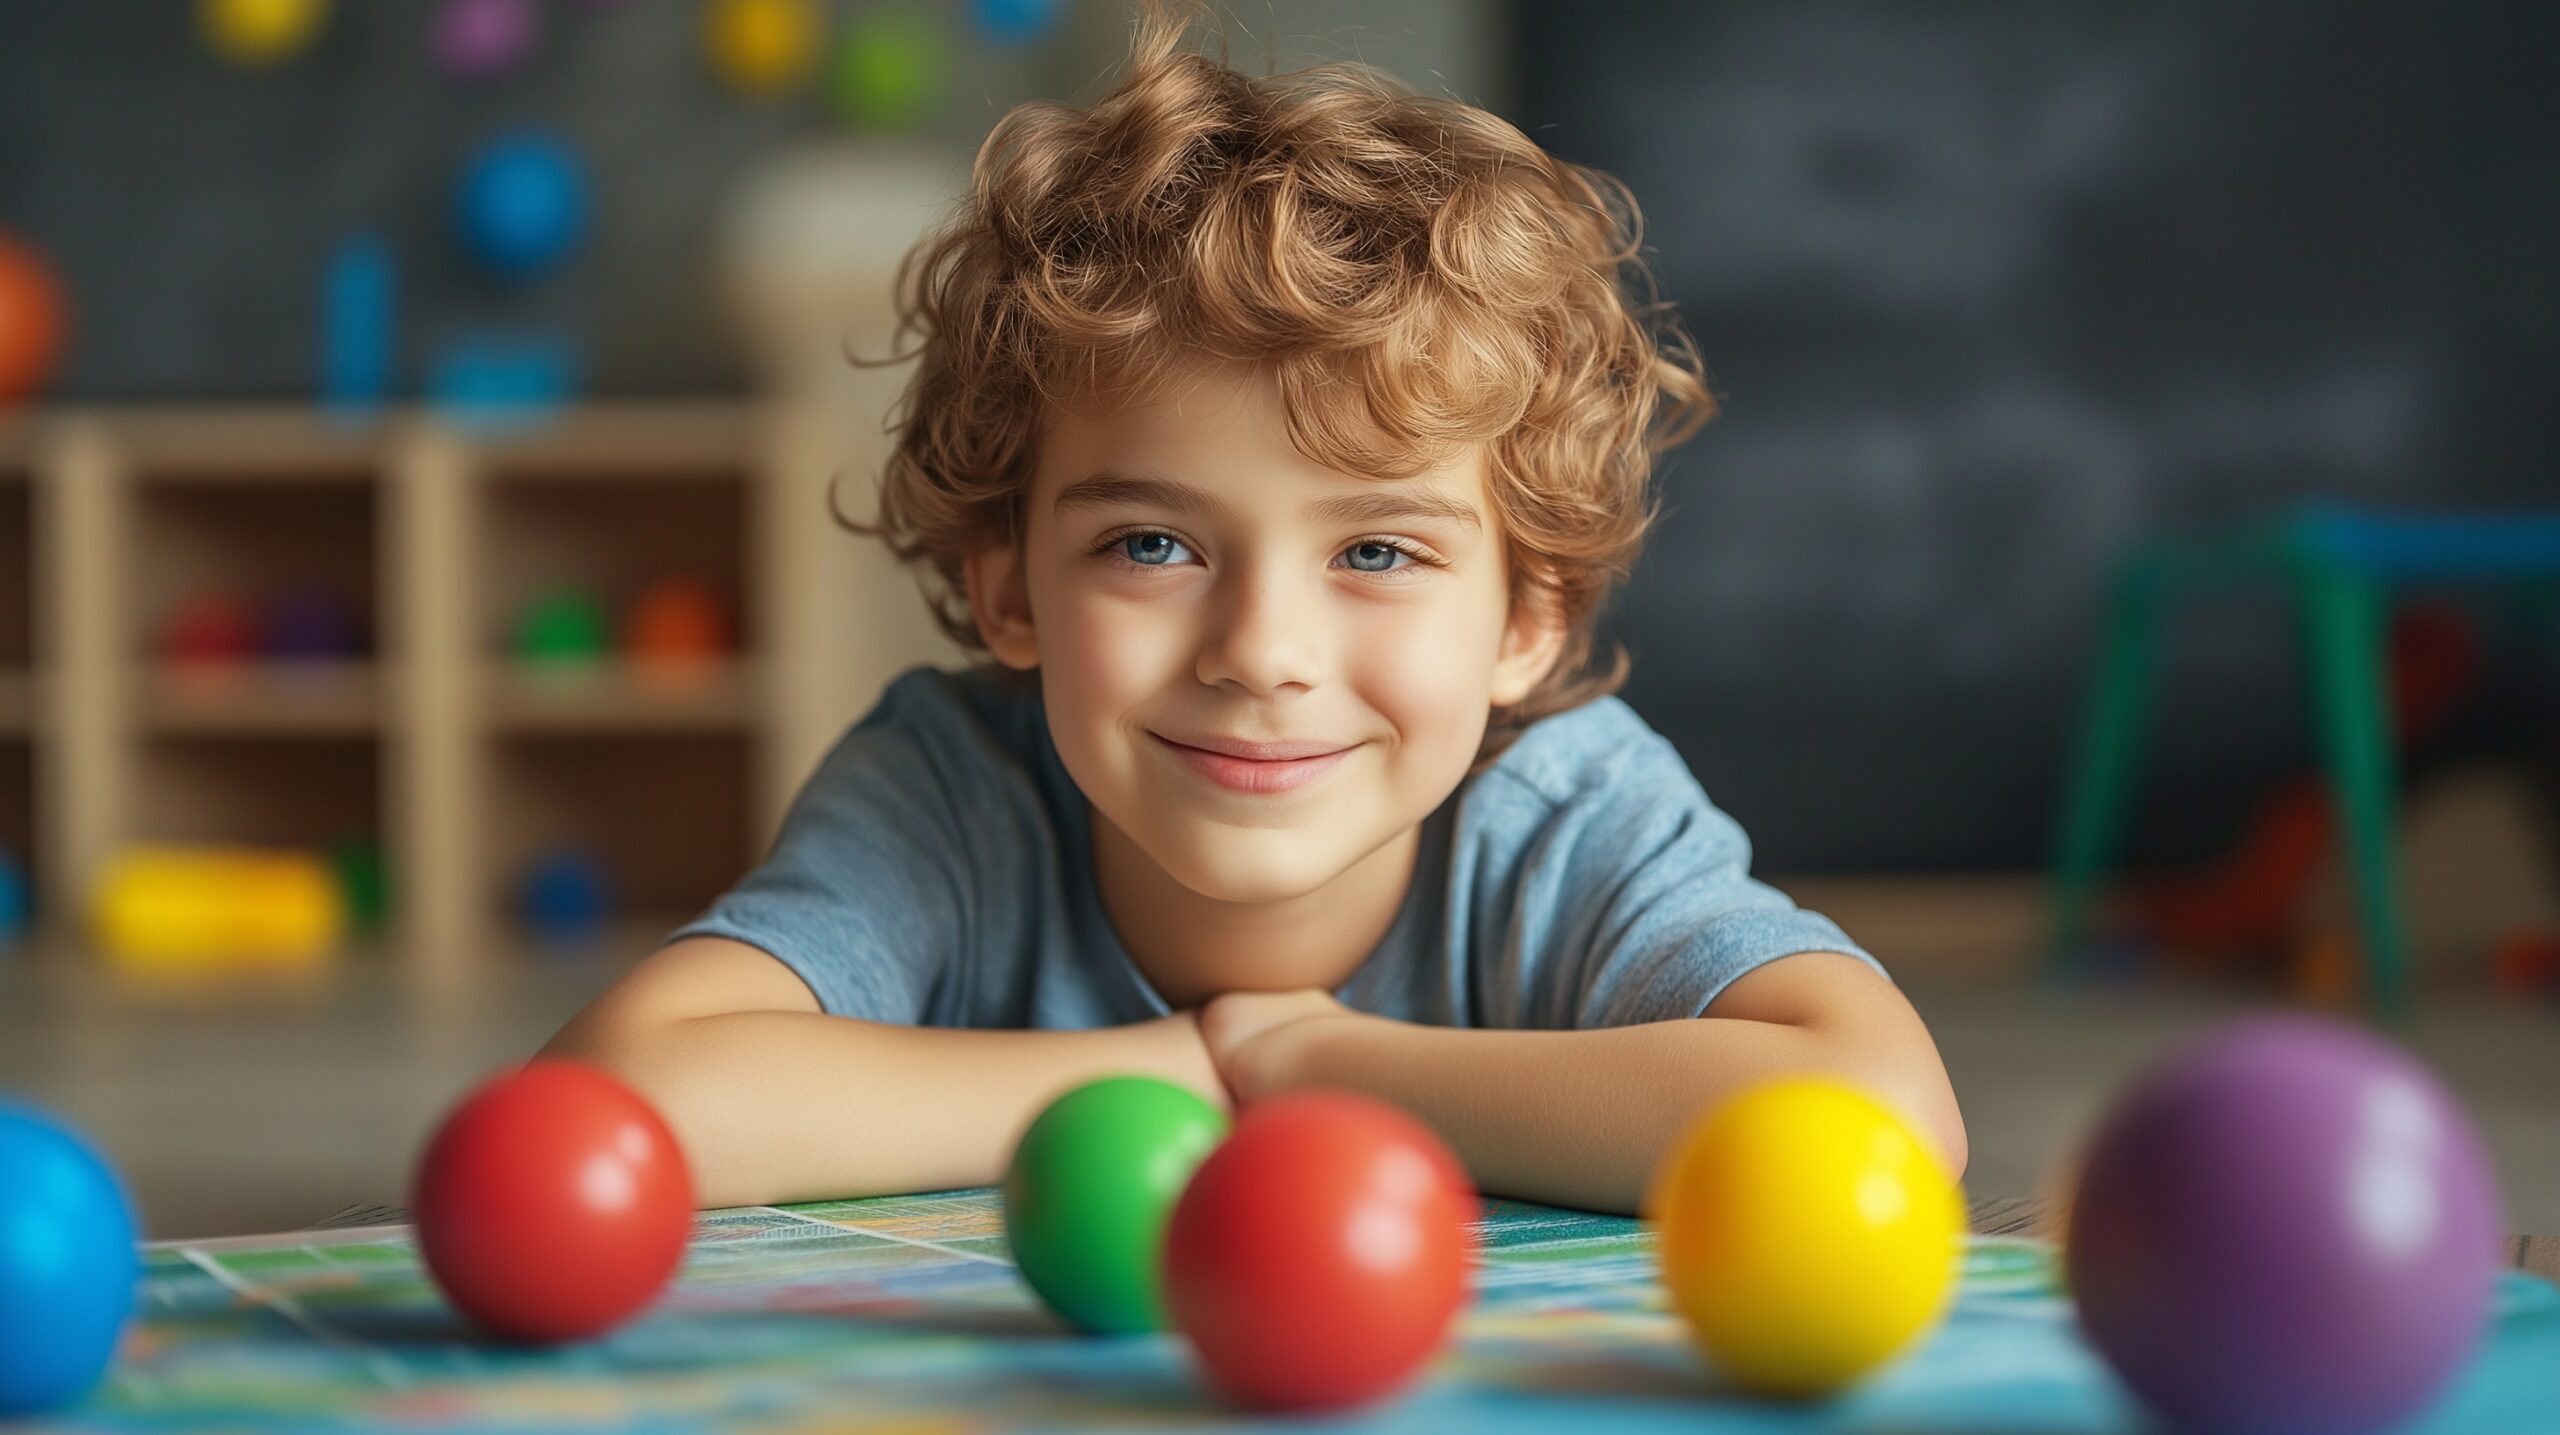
{"left": 37, "top": 1191, "right": 2560, "bottom": 1434}
{"left": 1971, "top": 1197, "right": 2560, "bottom": 1282}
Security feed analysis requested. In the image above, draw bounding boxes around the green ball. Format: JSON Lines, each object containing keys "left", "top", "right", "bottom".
{"left": 1002, "top": 1075, "right": 1227, "bottom": 1333}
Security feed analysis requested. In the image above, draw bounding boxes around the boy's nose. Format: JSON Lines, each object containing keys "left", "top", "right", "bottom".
{"left": 1196, "top": 563, "right": 1323, "bottom": 696}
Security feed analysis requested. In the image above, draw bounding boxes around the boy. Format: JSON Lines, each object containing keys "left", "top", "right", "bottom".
{"left": 544, "top": 1, "right": 1964, "bottom": 1215}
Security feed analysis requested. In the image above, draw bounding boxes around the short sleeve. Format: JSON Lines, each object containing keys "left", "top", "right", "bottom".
{"left": 1501, "top": 733, "right": 1883, "bottom": 1030}
{"left": 660, "top": 683, "right": 974, "bottom": 1024}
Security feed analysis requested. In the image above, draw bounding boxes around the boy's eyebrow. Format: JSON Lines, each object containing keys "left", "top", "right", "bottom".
{"left": 1054, "top": 471, "right": 1212, "bottom": 518}
{"left": 1300, "top": 484, "right": 1486, "bottom": 532}
{"left": 1052, "top": 469, "right": 1483, "bottom": 532}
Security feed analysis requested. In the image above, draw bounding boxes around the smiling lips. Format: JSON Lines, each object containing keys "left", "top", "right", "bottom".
{"left": 1153, "top": 733, "right": 1357, "bottom": 794}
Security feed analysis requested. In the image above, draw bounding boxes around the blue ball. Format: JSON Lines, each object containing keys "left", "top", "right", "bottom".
{"left": 454, "top": 130, "right": 591, "bottom": 282}
{"left": 520, "top": 847, "right": 612, "bottom": 944}
{"left": 0, "top": 1105, "right": 138, "bottom": 1417}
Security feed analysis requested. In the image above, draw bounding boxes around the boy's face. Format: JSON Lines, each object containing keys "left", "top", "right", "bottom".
{"left": 965, "top": 364, "right": 1565, "bottom": 907}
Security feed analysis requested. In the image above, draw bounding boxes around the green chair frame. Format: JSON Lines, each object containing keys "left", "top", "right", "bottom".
{"left": 2049, "top": 505, "right": 2560, "bottom": 1023}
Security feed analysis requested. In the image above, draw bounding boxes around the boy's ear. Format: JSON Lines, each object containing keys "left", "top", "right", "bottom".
{"left": 1488, "top": 584, "right": 1568, "bottom": 709}
{"left": 962, "top": 541, "right": 1040, "bottom": 671}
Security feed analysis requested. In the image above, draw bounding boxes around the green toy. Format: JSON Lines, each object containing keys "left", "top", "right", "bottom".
{"left": 328, "top": 836, "right": 388, "bottom": 934}
{"left": 1001, "top": 1075, "right": 1226, "bottom": 1333}
{"left": 514, "top": 587, "right": 609, "bottom": 666}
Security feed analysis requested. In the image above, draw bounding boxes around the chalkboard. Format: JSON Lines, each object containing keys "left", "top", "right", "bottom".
{"left": 1521, "top": 0, "right": 2560, "bottom": 870}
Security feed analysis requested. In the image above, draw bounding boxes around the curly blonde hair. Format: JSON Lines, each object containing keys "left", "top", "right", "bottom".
{"left": 848, "top": 0, "right": 1714, "bottom": 768}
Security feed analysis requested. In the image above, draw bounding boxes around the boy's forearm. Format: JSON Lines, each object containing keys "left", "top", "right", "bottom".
{"left": 1274, "top": 1016, "right": 1955, "bottom": 1216}
{"left": 543, "top": 1011, "right": 1228, "bottom": 1209}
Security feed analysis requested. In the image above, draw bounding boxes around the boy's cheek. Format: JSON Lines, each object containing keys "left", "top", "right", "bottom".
{"left": 1044, "top": 586, "right": 1177, "bottom": 679}
{"left": 1344, "top": 620, "right": 1502, "bottom": 746}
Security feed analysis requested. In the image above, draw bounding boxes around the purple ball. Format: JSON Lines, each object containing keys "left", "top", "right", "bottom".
{"left": 434, "top": 0, "right": 539, "bottom": 80}
{"left": 2067, "top": 1015, "right": 2502, "bottom": 1435}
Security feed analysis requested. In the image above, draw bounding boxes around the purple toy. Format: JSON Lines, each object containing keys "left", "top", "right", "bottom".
{"left": 263, "top": 586, "right": 366, "bottom": 662}
{"left": 434, "top": 0, "right": 539, "bottom": 81}
{"left": 2067, "top": 1015, "right": 2502, "bottom": 1435}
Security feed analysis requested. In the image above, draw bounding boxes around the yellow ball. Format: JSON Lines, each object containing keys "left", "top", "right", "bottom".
{"left": 704, "top": 0, "right": 822, "bottom": 98}
{"left": 1651, "top": 1078, "right": 1962, "bottom": 1396}
{"left": 199, "top": 0, "right": 328, "bottom": 67}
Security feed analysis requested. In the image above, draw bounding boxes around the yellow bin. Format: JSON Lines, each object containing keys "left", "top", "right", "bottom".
{"left": 92, "top": 846, "right": 346, "bottom": 974}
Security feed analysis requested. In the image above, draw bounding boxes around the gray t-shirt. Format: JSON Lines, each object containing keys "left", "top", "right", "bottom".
{"left": 665, "top": 664, "right": 1879, "bottom": 1029}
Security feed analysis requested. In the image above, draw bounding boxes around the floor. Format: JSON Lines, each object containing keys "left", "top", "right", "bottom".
{"left": 4, "top": 928, "right": 2556, "bottom": 1241}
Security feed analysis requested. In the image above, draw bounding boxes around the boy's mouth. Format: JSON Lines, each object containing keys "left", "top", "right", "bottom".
{"left": 1151, "top": 733, "right": 1358, "bottom": 795}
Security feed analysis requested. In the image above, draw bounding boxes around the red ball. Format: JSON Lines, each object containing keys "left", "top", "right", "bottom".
{"left": 413, "top": 1060, "right": 693, "bottom": 1342}
{"left": 1163, "top": 1090, "right": 1476, "bottom": 1412}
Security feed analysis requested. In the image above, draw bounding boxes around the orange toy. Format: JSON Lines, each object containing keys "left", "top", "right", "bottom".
{"left": 623, "top": 578, "right": 732, "bottom": 667}
{"left": 0, "top": 232, "right": 66, "bottom": 405}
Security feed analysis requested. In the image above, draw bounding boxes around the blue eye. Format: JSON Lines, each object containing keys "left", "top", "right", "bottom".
{"left": 1343, "top": 541, "right": 1404, "bottom": 573}
{"left": 1121, "top": 532, "right": 1192, "bottom": 566}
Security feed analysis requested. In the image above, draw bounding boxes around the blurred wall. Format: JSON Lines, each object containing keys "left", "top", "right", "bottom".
{"left": 1524, "top": 0, "right": 2560, "bottom": 871}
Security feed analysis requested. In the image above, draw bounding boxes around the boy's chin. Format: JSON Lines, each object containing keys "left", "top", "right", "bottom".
{"left": 1144, "top": 826, "right": 1359, "bottom": 907}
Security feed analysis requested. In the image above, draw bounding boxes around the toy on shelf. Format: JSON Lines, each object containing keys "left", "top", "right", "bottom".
{"left": 90, "top": 845, "right": 347, "bottom": 975}
{"left": 514, "top": 586, "right": 611, "bottom": 667}
{"left": 161, "top": 591, "right": 261, "bottom": 667}
{"left": 261, "top": 584, "right": 367, "bottom": 663}
{"left": 0, "top": 848, "right": 30, "bottom": 950}
{"left": 519, "top": 845, "right": 611, "bottom": 946}
{"left": 623, "top": 576, "right": 733, "bottom": 672}
{"left": 328, "top": 834, "right": 388, "bottom": 934}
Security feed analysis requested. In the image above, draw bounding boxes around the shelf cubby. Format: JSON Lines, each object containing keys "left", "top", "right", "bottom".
{"left": 488, "top": 731, "right": 754, "bottom": 938}
{"left": 128, "top": 733, "right": 380, "bottom": 851}
{"left": 128, "top": 474, "right": 378, "bottom": 670}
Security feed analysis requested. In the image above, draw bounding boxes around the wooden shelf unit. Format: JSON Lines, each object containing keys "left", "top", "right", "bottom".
{"left": 1, "top": 399, "right": 945, "bottom": 976}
